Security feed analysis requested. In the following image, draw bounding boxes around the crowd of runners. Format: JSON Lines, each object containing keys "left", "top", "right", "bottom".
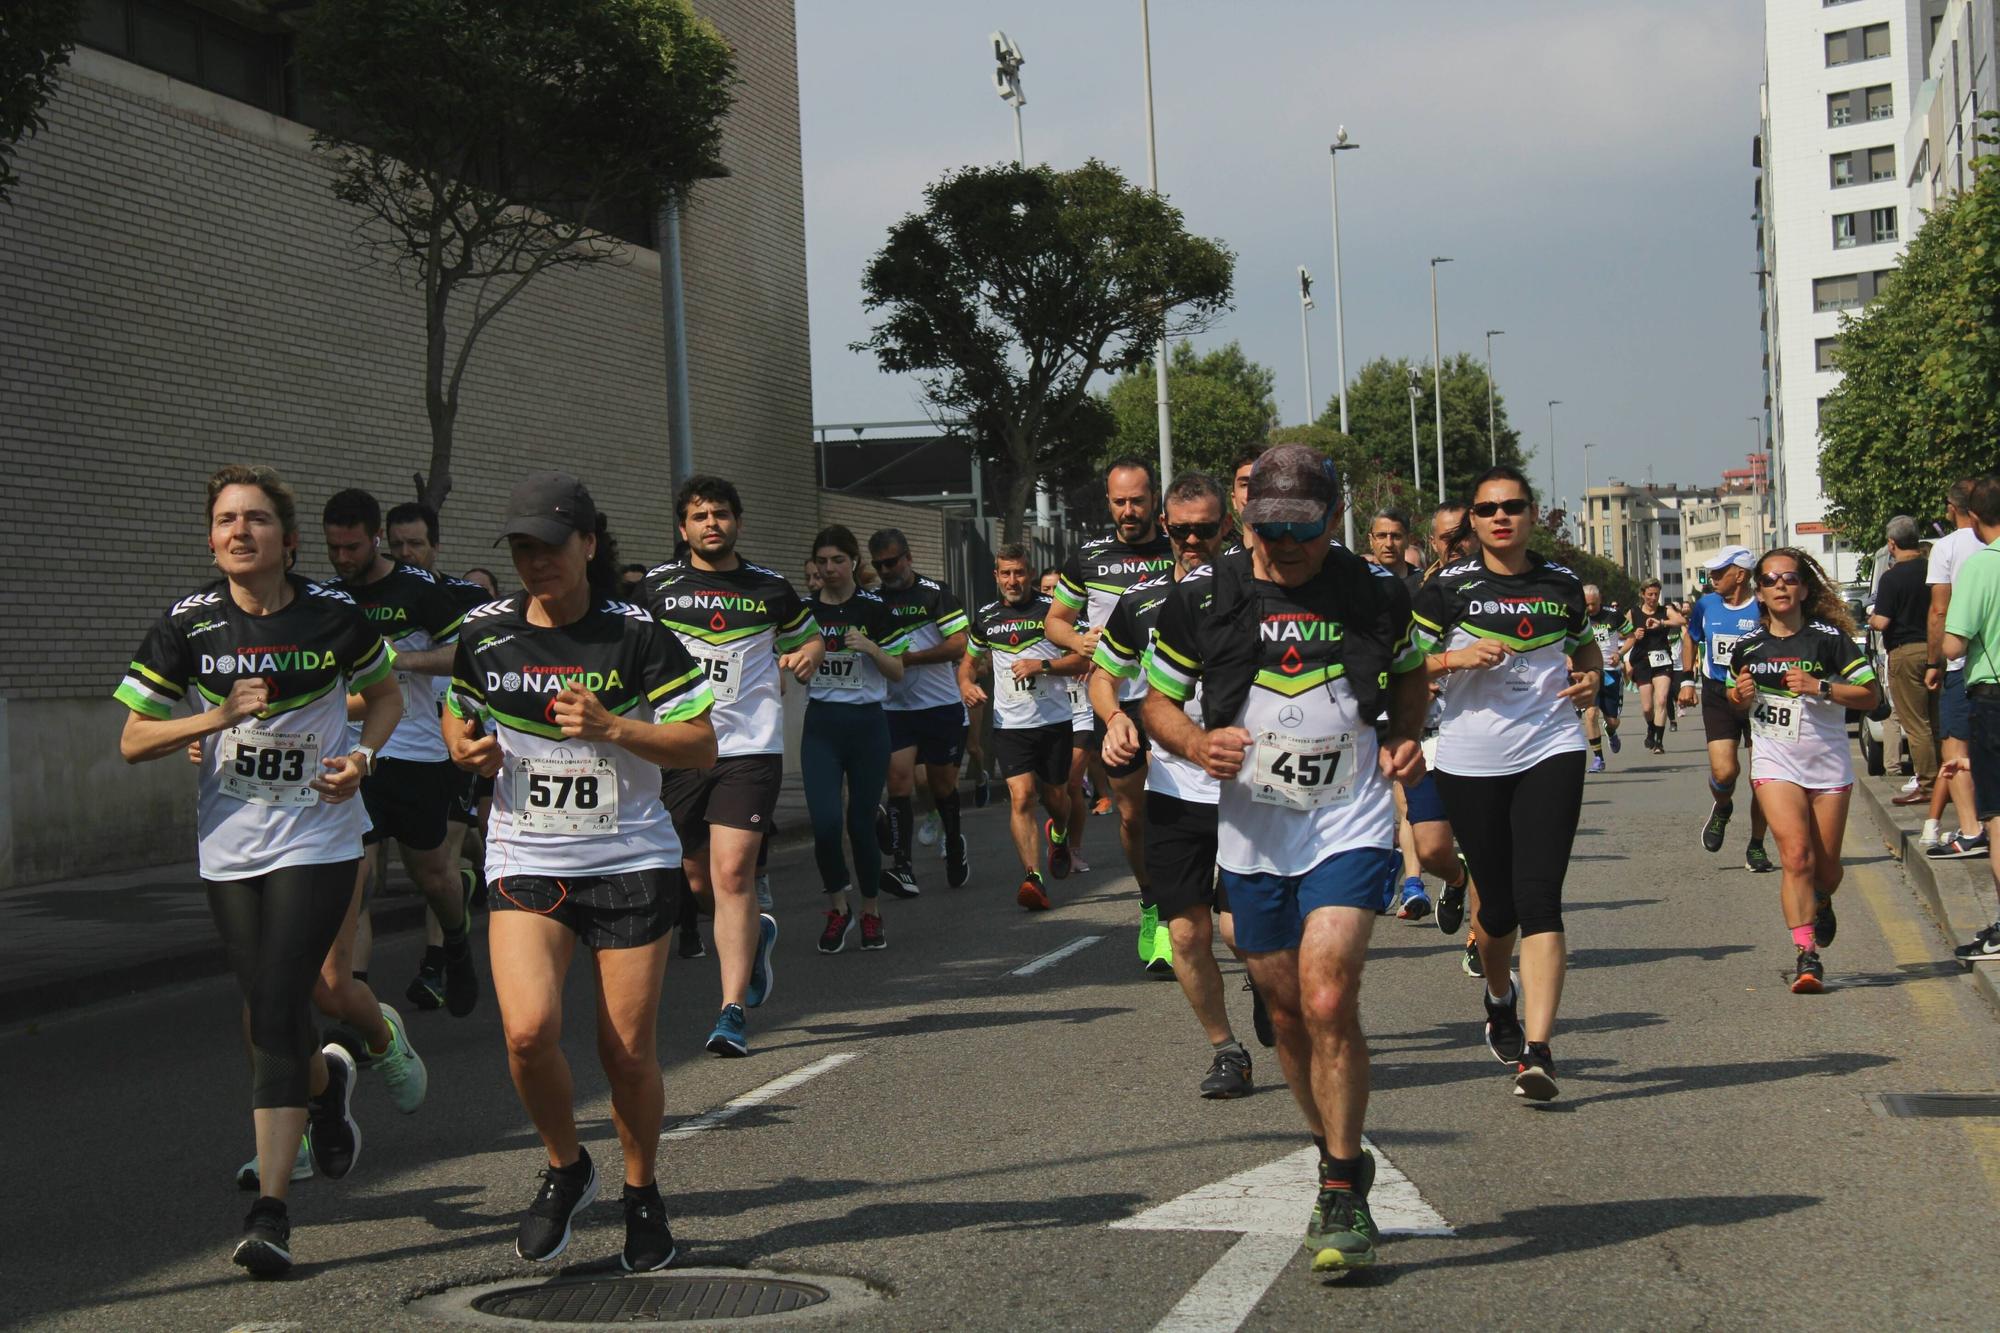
{"left": 115, "top": 446, "right": 1901, "bottom": 1282}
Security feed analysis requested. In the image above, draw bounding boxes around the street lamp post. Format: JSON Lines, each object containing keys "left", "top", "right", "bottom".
{"left": 1330, "top": 130, "right": 1360, "bottom": 549}
{"left": 1297, "top": 267, "right": 1315, "bottom": 426}
{"left": 992, "top": 31, "right": 1046, "bottom": 527}
{"left": 1140, "top": 0, "right": 1172, "bottom": 481}
{"left": 1546, "top": 399, "right": 1562, "bottom": 505}
{"left": 1429, "top": 257, "right": 1452, "bottom": 502}
{"left": 1583, "top": 441, "right": 1597, "bottom": 553}
{"left": 1407, "top": 368, "right": 1422, "bottom": 491}
{"left": 1484, "top": 329, "right": 1504, "bottom": 464}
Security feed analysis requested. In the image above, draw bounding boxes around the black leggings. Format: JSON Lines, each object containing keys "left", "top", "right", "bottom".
{"left": 206, "top": 859, "right": 357, "bottom": 1108}
{"left": 1434, "top": 751, "right": 1585, "bottom": 940}
{"left": 802, "top": 700, "right": 891, "bottom": 897}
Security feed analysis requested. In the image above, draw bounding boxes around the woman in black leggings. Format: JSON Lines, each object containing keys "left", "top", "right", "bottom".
{"left": 115, "top": 464, "right": 404, "bottom": 1275}
{"left": 1409, "top": 467, "right": 1600, "bottom": 1102}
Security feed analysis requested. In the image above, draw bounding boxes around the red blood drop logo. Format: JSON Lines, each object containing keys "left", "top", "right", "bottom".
{"left": 709, "top": 610, "right": 727, "bottom": 632}
{"left": 1516, "top": 615, "right": 1535, "bottom": 639}
{"left": 1281, "top": 645, "right": 1303, "bottom": 674}
{"left": 1009, "top": 632, "right": 1019, "bottom": 645}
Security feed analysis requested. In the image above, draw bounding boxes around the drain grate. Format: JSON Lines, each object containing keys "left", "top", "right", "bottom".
{"left": 1873, "top": 1092, "right": 2000, "bottom": 1119}
{"left": 471, "top": 1276, "right": 829, "bottom": 1323}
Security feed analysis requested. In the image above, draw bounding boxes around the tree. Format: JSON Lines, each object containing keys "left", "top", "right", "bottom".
{"left": 0, "top": 0, "right": 82, "bottom": 204}
{"left": 1330, "top": 353, "right": 1528, "bottom": 509}
{"left": 1102, "top": 340, "right": 1275, "bottom": 479}
{"left": 300, "top": 0, "right": 736, "bottom": 511}
{"left": 855, "top": 160, "right": 1235, "bottom": 542}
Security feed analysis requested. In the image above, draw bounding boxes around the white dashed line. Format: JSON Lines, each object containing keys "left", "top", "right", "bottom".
{"left": 1009, "top": 934, "right": 1104, "bottom": 976}
{"left": 662, "top": 1051, "right": 861, "bottom": 1140}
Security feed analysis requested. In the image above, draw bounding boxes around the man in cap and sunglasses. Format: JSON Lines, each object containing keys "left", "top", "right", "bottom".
{"left": 1143, "top": 444, "right": 1428, "bottom": 1275}
{"left": 1681, "top": 545, "right": 1773, "bottom": 869}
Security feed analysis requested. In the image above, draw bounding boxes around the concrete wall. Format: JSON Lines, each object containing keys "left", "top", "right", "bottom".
{"left": 816, "top": 493, "right": 951, "bottom": 582}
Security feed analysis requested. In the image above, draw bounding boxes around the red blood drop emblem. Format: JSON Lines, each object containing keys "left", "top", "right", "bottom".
{"left": 709, "top": 610, "right": 727, "bottom": 632}
{"left": 1281, "top": 645, "right": 1303, "bottom": 674}
{"left": 1009, "top": 632, "right": 1019, "bottom": 645}
{"left": 1516, "top": 615, "right": 1535, "bottom": 639}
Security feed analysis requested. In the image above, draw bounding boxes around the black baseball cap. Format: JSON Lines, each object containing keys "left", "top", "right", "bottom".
{"left": 1242, "top": 444, "right": 1337, "bottom": 525}
{"left": 497, "top": 471, "right": 597, "bottom": 546}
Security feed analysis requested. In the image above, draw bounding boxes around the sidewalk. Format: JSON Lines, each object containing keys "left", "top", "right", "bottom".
{"left": 1852, "top": 762, "right": 2000, "bottom": 1015}
{"left": 0, "top": 773, "right": 815, "bottom": 1027}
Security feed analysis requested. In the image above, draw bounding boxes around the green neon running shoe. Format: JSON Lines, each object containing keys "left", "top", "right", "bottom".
{"left": 1305, "top": 1149, "right": 1378, "bottom": 1271}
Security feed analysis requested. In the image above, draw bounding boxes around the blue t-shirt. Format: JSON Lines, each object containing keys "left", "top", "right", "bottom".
{"left": 1686, "top": 592, "right": 1763, "bottom": 684}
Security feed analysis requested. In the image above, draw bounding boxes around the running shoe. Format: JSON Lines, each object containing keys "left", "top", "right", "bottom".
{"left": 1483, "top": 975, "right": 1525, "bottom": 1066}
{"left": 818, "top": 907, "right": 854, "bottom": 954}
{"left": 916, "top": 811, "right": 941, "bottom": 847}
{"left": 233, "top": 1197, "right": 292, "bottom": 1278}
{"left": 405, "top": 954, "right": 445, "bottom": 1011}
{"left": 859, "top": 913, "right": 887, "bottom": 951}
{"left": 945, "top": 834, "right": 971, "bottom": 888}
{"left": 307, "top": 1044, "right": 361, "bottom": 1179}
{"left": 1791, "top": 948, "right": 1825, "bottom": 994}
{"left": 755, "top": 873, "right": 773, "bottom": 911}
{"left": 1070, "top": 849, "right": 1092, "bottom": 874}
{"left": 1199, "top": 1047, "right": 1253, "bottom": 1099}
{"left": 621, "top": 1182, "right": 676, "bottom": 1272}
{"left": 1396, "top": 879, "right": 1433, "bottom": 922}
{"left": 1927, "top": 831, "right": 1991, "bottom": 859}
{"left": 1304, "top": 1151, "right": 1377, "bottom": 1272}
{"left": 1436, "top": 858, "right": 1468, "bottom": 935}
{"left": 235, "top": 1134, "right": 313, "bottom": 1191}
{"left": 1588, "top": 754, "right": 1606, "bottom": 774}
{"left": 1513, "top": 1042, "right": 1558, "bottom": 1101}
{"left": 1700, "top": 799, "right": 1733, "bottom": 853}
{"left": 1608, "top": 729, "right": 1622, "bottom": 755}
{"left": 677, "top": 919, "right": 708, "bottom": 960}
{"left": 879, "top": 863, "right": 921, "bottom": 899}
{"left": 1148, "top": 920, "right": 1176, "bottom": 974}
{"left": 1462, "top": 942, "right": 1482, "bottom": 978}
{"left": 1138, "top": 903, "right": 1162, "bottom": 966}
{"left": 746, "top": 913, "right": 777, "bottom": 1008}
{"left": 1744, "top": 842, "right": 1775, "bottom": 874}
{"left": 1952, "top": 921, "right": 2000, "bottom": 961}
{"left": 442, "top": 936, "right": 478, "bottom": 1017}
{"left": 874, "top": 804, "right": 893, "bottom": 855}
{"left": 704, "top": 1004, "right": 750, "bottom": 1058}
{"left": 1092, "top": 796, "right": 1113, "bottom": 817}
{"left": 1668, "top": 715, "right": 1678, "bottom": 731}
{"left": 974, "top": 775, "right": 992, "bottom": 809}
{"left": 1018, "top": 870, "right": 1052, "bottom": 912}
{"left": 1249, "top": 980, "right": 1275, "bottom": 1048}
{"left": 1813, "top": 894, "right": 1838, "bottom": 950}
{"left": 372, "top": 1002, "right": 428, "bottom": 1115}
{"left": 321, "top": 1020, "right": 375, "bottom": 1069}
{"left": 517, "top": 1147, "right": 599, "bottom": 1263}
{"left": 1046, "top": 819, "right": 1073, "bottom": 880}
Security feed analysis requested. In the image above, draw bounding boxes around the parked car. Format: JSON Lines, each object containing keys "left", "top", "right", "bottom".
{"left": 1843, "top": 581, "right": 1890, "bottom": 776}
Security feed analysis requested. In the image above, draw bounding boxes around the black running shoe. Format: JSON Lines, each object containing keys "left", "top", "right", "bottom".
{"left": 404, "top": 955, "right": 445, "bottom": 1012}
{"left": 1953, "top": 920, "right": 2000, "bottom": 961}
{"left": 677, "top": 920, "right": 707, "bottom": 959}
{"left": 1512, "top": 1042, "right": 1558, "bottom": 1101}
{"left": 621, "top": 1183, "right": 677, "bottom": 1272}
{"left": 1700, "top": 799, "right": 1732, "bottom": 853}
{"left": 880, "top": 863, "right": 920, "bottom": 899}
{"left": 1791, "top": 948, "right": 1825, "bottom": 994}
{"left": 1462, "top": 942, "right": 1482, "bottom": 978}
{"left": 1744, "top": 842, "right": 1775, "bottom": 874}
{"left": 1814, "top": 894, "right": 1838, "bottom": 949}
{"left": 945, "top": 834, "right": 971, "bottom": 889}
{"left": 1249, "top": 980, "right": 1275, "bottom": 1049}
{"left": 974, "top": 776, "right": 992, "bottom": 809}
{"left": 1435, "top": 857, "right": 1468, "bottom": 936}
{"left": 442, "top": 936, "right": 478, "bottom": 1017}
{"left": 232, "top": 1196, "right": 292, "bottom": 1278}
{"left": 1199, "top": 1047, "right": 1253, "bottom": 1099}
{"left": 307, "top": 1044, "right": 361, "bottom": 1179}
{"left": 1483, "top": 978, "right": 1525, "bottom": 1066}
{"left": 518, "top": 1147, "right": 599, "bottom": 1263}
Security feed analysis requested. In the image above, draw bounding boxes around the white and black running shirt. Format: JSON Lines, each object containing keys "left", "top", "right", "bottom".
{"left": 641, "top": 561, "right": 817, "bottom": 757}
{"left": 115, "top": 576, "right": 395, "bottom": 880}
{"left": 1093, "top": 570, "right": 1216, "bottom": 804}
{"left": 1729, "top": 621, "right": 1875, "bottom": 789}
{"left": 1409, "top": 555, "right": 1592, "bottom": 777}
{"left": 331, "top": 562, "right": 467, "bottom": 763}
{"left": 1586, "top": 607, "right": 1633, "bottom": 679}
{"left": 876, "top": 575, "right": 971, "bottom": 712}
{"left": 448, "top": 595, "right": 714, "bottom": 879}
{"left": 968, "top": 593, "right": 1073, "bottom": 730}
{"left": 1053, "top": 533, "right": 1175, "bottom": 702}
{"left": 806, "top": 590, "right": 910, "bottom": 706}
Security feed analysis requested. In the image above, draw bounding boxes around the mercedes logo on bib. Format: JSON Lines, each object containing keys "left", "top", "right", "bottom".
{"left": 1279, "top": 704, "right": 1304, "bottom": 729}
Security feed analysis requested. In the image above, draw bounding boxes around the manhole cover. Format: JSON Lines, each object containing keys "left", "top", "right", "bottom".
{"left": 471, "top": 1276, "right": 828, "bottom": 1323}
{"left": 1873, "top": 1092, "right": 2000, "bottom": 1118}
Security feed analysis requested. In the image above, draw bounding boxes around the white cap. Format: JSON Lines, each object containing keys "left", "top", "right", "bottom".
{"left": 1704, "top": 545, "right": 1753, "bottom": 573}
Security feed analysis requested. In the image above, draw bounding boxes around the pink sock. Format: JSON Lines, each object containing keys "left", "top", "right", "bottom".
{"left": 1791, "top": 924, "right": 1817, "bottom": 952}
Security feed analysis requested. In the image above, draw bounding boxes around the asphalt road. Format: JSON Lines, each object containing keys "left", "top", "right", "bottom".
{"left": 6, "top": 722, "right": 1999, "bottom": 1331}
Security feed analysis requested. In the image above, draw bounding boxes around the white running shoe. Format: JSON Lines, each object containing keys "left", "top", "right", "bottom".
{"left": 917, "top": 812, "right": 941, "bottom": 848}
{"left": 372, "top": 1002, "right": 428, "bottom": 1114}
{"left": 1920, "top": 818, "right": 1943, "bottom": 850}
{"left": 235, "top": 1134, "right": 313, "bottom": 1190}
{"left": 1899, "top": 777, "right": 1921, "bottom": 796}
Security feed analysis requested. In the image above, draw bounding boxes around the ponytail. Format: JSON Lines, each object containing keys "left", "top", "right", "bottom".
{"left": 587, "top": 513, "right": 623, "bottom": 598}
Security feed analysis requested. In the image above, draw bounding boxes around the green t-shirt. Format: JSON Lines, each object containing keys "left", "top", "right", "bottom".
{"left": 1943, "top": 538, "right": 2000, "bottom": 685}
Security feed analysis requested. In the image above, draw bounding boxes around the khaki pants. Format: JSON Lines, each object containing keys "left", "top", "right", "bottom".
{"left": 1887, "top": 642, "right": 1938, "bottom": 783}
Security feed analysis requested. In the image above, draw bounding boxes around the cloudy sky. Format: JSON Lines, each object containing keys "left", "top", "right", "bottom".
{"left": 795, "top": 0, "right": 1766, "bottom": 509}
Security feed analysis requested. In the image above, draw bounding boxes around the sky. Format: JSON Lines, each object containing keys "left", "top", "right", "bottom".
{"left": 794, "top": 0, "right": 1766, "bottom": 512}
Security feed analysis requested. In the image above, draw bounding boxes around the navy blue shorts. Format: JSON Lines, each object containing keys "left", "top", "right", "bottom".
{"left": 1941, "top": 670, "right": 1972, "bottom": 743}
{"left": 1220, "top": 846, "right": 1401, "bottom": 954}
{"left": 887, "top": 702, "right": 967, "bottom": 767}
{"left": 1405, "top": 771, "right": 1448, "bottom": 825}
{"left": 1597, "top": 680, "right": 1622, "bottom": 717}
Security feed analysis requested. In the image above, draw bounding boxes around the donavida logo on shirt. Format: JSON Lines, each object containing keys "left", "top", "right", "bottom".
{"left": 488, "top": 665, "right": 627, "bottom": 694}
{"left": 1466, "top": 598, "right": 1567, "bottom": 617}
{"left": 202, "top": 648, "right": 335, "bottom": 674}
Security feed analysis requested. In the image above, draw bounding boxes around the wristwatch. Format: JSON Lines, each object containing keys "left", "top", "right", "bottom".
{"left": 354, "top": 744, "right": 378, "bottom": 776}
{"left": 1817, "top": 679, "right": 1833, "bottom": 699}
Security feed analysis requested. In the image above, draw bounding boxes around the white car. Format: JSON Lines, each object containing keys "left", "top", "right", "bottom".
{"left": 1844, "top": 582, "right": 1890, "bottom": 777}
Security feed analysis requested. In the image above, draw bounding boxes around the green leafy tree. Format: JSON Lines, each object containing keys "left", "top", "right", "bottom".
{"left": 1260, "top": 423, "right": 1428, "bottom": 534}
{"left": 301, "top": 0, "right": 736, "bottom": 510}
{"left": 856, "top": 160, "right": 1235, "bottom": 542}
{"left": 1102, "top": 340, "right": 1275, "bottom": 480}
{"left": 0, "top": 0, "right": 82, "bottom": 204}
{"left": 1330, "top": 353, "right": 1527, "bottom": 508}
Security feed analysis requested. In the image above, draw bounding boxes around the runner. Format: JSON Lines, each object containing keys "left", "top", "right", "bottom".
{"left": 1094, "top": 470, "right": 1257, "bottom": 1097}
{"left": 443, "top": 471, "right": 716, "bottom": 1269}
{"left": 1724, "top": 548, "right": 1878, "bottom": 993}
{"left": 1924, "top": 479, "right": 1991, "bottom": 860}
{"left": 1143, "top": 445, "right": 1428, "bottom": 1271}
{"left": 1051, "top": 457, "right": 1177, "bottom": 970}
{"left": 800, "top": 525, "right": 909, "bottom": 952}
{"left": 870, "top": 527, "right": 973, "bottom": 894}
{"left": 322, "top": 490, "right": 481, "bottom": 1015}
{"left": 1410, "top": 466, "right": 1599, "bottom": 1101}
{"left": 1680, "top": 546, "right": 1774, "bottom": 871}
{"left": 1041, "top": 567, "right": 1096, "bottom": 874}
{"left": 1626, "top": 578, "right": 1686, "bottom": 754}
{"left": 1417, "top": 500, "right": 1485, "bottom": 976}
{"left": 1580, "top": 584, "right": 1632, "bottom": 772}
{"left": 962, "top": 544, "right": 1085, "bottom": 910}
{"left": 642, "top": 476, "right": 820, "bottom": 1058}
{"left": 1365, "top": 506, "right": 1439, "bottom": 920}
{"left": 116, "top": 464, "right": 402, "bottom": 1276}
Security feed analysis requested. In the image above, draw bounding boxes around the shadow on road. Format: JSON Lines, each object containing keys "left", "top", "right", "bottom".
{"left": 1567, "top": 944, "right": 1755, "bottom": 969}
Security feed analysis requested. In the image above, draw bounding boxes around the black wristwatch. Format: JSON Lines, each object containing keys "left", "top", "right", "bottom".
{"left": 1818, "top": 679, "right": 1833, "bottom": 698}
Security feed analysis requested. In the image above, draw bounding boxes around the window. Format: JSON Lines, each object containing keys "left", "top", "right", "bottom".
{"left": 1602, "top": 525, "right": 1611, "bottom": 550}
{"left": 1831, "top": 151, "right": 1856, "bottom": 187}
{"left": 1826, "top": 30, "right": 1854, "bottom": 65}
{"left": 1816, "top": 336, "right": 1841, "bottom": 372}
{"left": 1866, "top": 84, "right": 1894, "bottom": 120}
{"left": 1815, "top": 274, "right": 1860, "bottom": 311}
{"left": 1834, "top": 209, "right": 1898, "bottom": 248}
{"left": 76, "top": 0, "right": 290, "bottom": 116}
{"left": 1829, "top": 90, "right": 1854, "bottom": 125}
{"left": 1871, "top": 206, "right": 1898, "bottom": 242}
{"left": 1826, "top": 25, "right": 1887, "bottom": 65}
{"left": 1869, "top": 145, "right": 1896, "bottom": 181}
{"left": 1833, "top": 213, "right": 1858, "bottom": 247}
{"left": 1864, "top": 23, "right": 1890, "bottom": 59}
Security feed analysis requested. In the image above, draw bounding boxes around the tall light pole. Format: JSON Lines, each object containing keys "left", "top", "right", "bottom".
{"left": 1140, "top": 0, "right": 1172, "bottom": 480}
{"left": 1583, "top": 441, "right": 1597, "bottom": 553}
{"left": 1484, "top": 329, "right": 1504, "bottom": 464}
{"left": 1429, "top": 257, "right": 1452, "bottom": 502}
{"left": 1330, "top": 129, "right": 1360, "bottom": 548}
{"left": 1407, "top": 368, "right": 1423, "bottom": 490}
{"left": 1297, "top": 267, "right": 1316, "bottom": 425}
{"left": 1546, "top": 399, "right": 1563, "bottom": 505}
{"left": 992, "top": 31, "right": 1025, "bottom": 164}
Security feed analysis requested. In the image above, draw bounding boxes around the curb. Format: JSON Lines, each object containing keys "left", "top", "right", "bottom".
{"left": 1853, "top": 774, "right": 2000, "bottom": 1017}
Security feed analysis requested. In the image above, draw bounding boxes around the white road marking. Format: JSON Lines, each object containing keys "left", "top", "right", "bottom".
{"left": 662, "top": 1051, "right": 860, "bottom": 1140}
{"left": 1149, "top": 1233, "right": 1300, "bottom": 1333}
{"left": 1009, "top": 934, "right": 1104, "bottom": 976}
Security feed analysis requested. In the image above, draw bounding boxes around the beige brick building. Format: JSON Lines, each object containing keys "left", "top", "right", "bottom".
{"left": 0, "top": 1, "right": 817, "bottom": 885}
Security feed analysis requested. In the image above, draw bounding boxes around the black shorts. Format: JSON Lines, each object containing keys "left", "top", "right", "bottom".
{"left": 360, "top": 757, "right": 454, "bottom": 851}
{"left": 1630, "top": 655, "right": 1676, "bottom": 686}
{"left": 887, "top": 702, "right": 967, "bottom": 767}
{"left": 1596, "top": 681, "right": 1622, "bottom": 717}
{"left": 661, "top": 753, "right": 783, "bottom": 850}
{"left": 1701, "top": 677, "right": 1750, "bottom": 746}
{"left": 1092, "top": 698, "right": 1152, "bottom": 779}
{"left": 993, "top": 722, "right": 1074, "bottom": 786}
{"left": 445, "top": 765, "right": 485, "bottom": 827}
{"left": 1970, "top": 693, "right": 2000, "bottom": 820}
{"left": 488, "top": 868, "right": 682, "bottom": 949}
{"left": 1145, "top": 791, "right": 1229, "bottom": 919}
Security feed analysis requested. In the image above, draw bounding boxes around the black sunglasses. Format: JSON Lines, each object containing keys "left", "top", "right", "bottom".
{"left": 1166, "top": 521, "right": 1222, "bottom": 541}
{"left": 1470, "top": 498, "right": 1531, "bottom": 518}
{"left": 871, "top": 551, "right": 907, "bottom": 571}
{"left": 1757, "top": 570, "right": 1801, "bottom": 588}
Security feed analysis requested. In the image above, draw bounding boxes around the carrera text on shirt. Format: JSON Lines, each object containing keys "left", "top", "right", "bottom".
{"left": 876, "top": 575, "right": 971, "bottom": 712}
{"left": 1686, "top": 590, "right": 1765, "bottom": 684}
{"left": 806, "top": 589, "right": 911, "bottom": 706}
{"left": 331, "top": 561, "right": 467, "bottom": 763}
{"left": 969, "top": 593, "right": 1074, "bottom": 730}
{"left": 1052, "top": 533, "right": 1176, "bottom": 702}
{"left": 1409, "top": 555, "right": 1592, "bottom": 777}
{"left": 642, "top": 561, "right": 818, "bottom": 756}
{"left": 1730, "top": 621, "right": 1875, "bottom": 789}
{"left": 115, "top": 576, "right": 394, "bottom": 880}
{"left": 1093, "top": 569, "right": 1217, "bottom": 804}
{"left": 448, "top": 596, "right": 713, "bottom": 879}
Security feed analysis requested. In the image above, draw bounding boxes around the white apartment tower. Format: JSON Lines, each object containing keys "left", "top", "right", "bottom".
{"left": 1757, "top": 0, "right": 1938, "bottom": 580}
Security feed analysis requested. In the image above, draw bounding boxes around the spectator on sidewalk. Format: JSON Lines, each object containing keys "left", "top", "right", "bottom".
{"left": 1871, "top": 515, "right": 1937, "bottom": 803}
{"left": 1925, "top": 479, "right": 1991, "bottom": 859}
{"left": 1937, "top": 473, "right": 2000, "bottom": 959}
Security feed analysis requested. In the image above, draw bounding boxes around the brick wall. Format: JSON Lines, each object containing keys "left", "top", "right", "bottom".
{"left": 815, "top": 494, "right": 950, "bottom": 580}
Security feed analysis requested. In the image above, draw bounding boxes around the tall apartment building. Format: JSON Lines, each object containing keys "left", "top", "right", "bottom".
{"left": 1906, "top": 0, "right": 1996, "bottom": 211}
{"left": 1581, "top": 483, "right": 1709, "bottom": 597}
{"left": 1757, "top": 0, "right": 1939, "bottom": 580}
